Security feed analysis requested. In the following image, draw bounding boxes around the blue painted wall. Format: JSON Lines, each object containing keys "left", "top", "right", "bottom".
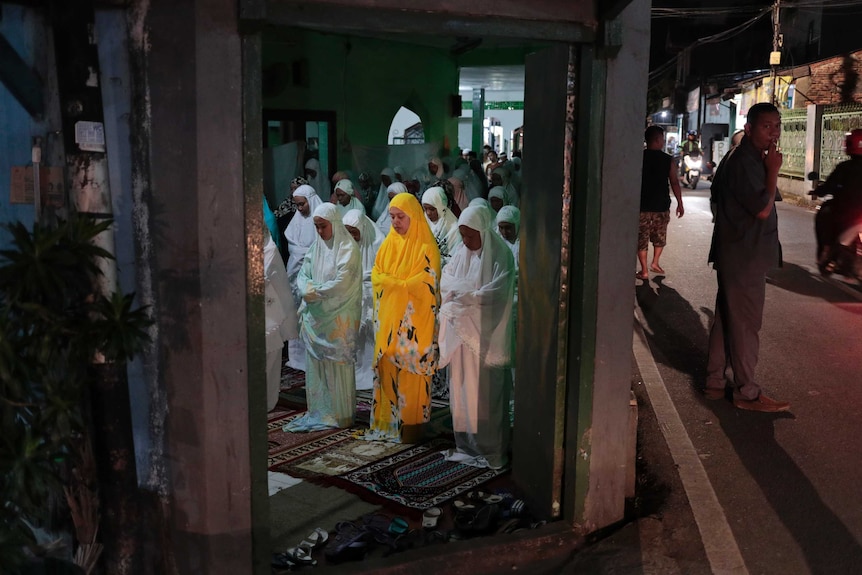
{"left": 0, "top": 4, "right": 58, "bottom": 241}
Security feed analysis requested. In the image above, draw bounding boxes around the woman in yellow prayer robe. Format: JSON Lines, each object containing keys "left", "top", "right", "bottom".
{"left": 366, "top": 193, "right": 441, "bottom": 443}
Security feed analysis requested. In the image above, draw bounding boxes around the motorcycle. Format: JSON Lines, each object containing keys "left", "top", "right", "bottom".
{"left": 808, "top": 170, "right": 862, "bottom": 281}
{"left": 680, "top": 152, "right": 702, "bottom": 189}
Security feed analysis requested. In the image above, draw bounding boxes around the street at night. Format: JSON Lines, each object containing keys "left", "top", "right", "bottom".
{"left": 635, "top": 182, "right": 862, "bottom": 575}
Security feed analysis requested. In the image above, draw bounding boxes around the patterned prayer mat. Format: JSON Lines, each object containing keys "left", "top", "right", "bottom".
{"left": 267, "top": 409, "right": 345, "bottom": 471}
{"left": 272, "top": 434, "right": 410, "bottom": 481}
{"left": 280, "top": 363, "right": 306, "bottom": 393}
{"left": 337, "top": 438, "right": 508, "bottom": 510}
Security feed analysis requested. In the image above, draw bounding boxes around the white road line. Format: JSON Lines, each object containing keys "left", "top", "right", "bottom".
{"left": 633, "top": 314, "right": 749, "bottom": 575}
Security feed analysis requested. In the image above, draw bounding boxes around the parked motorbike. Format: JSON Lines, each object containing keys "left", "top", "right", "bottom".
{"left": 680, "top": 152, "right": 702, "bottom": 189}
{"left": 808, "top": 170, "right": 862, "bottom": 281}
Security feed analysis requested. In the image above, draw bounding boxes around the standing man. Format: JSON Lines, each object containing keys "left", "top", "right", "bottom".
{"left": 637, "top": 125, "right": 684, "bottom": 280}
{"left": 704, "top": 102, "right": 789, "bottom": 412}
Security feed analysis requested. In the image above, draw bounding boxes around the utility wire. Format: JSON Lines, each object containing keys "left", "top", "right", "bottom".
{"left": 649, "top": 7, "right": 772, "bottom": 81}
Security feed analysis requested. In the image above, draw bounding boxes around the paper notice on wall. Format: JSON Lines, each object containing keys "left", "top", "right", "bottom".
{"left": 75, "top": 121, "right": 106, "bottom": 152}
{"left": 10, "top": 166, "right": 66, "bottom": 206}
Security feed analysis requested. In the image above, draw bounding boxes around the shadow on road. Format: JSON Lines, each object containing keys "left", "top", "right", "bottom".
{"left": 636, "top": 275, "right": 862, "bottom": 574}
{"left": 635, "top": 277, "right": 708, "bottom": 388}
{"left": 769, "top": 261, "right": 862, "bottom": 305}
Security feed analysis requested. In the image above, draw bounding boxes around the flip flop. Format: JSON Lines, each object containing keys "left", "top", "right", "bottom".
{"left": 635, "top": 272, "right": 649, "bottom": 280}
{"left": 422, "top": 507, "right": 442, "bottom": 529}
{"left": 452, "top": 498, "right": 477, "bottom": 511}
{"left": 466, "top": 490, "right": 503, "bottom": 504}
{"left": 324, "top": 521, "right": 369, "bottom": 564}
{"left": 298, "top": 527, "right": 328, "bottom": 551}
{"left": 649, "top": 265, "right": 665, "bottom": 274}
{"left": 388, "top": 516, "right": 409, "bottom": 535}
{"left": 283, "top": 546, "right": 316, "bottom": 567}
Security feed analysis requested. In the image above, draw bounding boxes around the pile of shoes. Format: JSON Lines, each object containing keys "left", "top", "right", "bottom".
{"left": 451, "top": 490, "right": 543, "bottom": 539}
{"left": 272, "top": 527, "right": 328, "bottom": 571}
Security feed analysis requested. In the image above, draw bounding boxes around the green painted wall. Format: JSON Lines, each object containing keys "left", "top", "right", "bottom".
{"left": 262, "top": 29, "right": 459, "bottom": 170}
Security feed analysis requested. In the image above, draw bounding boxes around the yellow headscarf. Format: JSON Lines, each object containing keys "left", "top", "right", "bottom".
{"left": 372, "top": 193, "right": 441, "bottom": 371}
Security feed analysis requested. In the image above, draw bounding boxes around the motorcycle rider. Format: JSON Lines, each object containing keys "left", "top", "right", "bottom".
{"left": 810, "top": 128, "right": 862, "bottom": 274}
{"left": 681, "top": 130, "right": 700, "bottom": 156}
{"left": 679, "top": 130, "right": 701, "bottom": 177}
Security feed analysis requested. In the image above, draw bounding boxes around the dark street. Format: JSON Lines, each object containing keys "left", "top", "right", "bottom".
{"left": 635, "top": 183, "right": 862, "bottom": 575}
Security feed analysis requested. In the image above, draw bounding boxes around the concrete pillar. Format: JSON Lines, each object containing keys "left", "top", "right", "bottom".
{"left": 129, "top": 0, "right": 262, "bottom": 572}
{"left": 471, "top": 87, "right": 485, "bottom": 153}
{"left": 585, "top": 0, "right": 650, "bottom": 528}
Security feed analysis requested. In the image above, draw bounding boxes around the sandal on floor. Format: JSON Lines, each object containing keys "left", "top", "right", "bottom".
{"left": 636, "top": 272, "right": 649, "bottom": 281}
{"left": 502, "top": 498, "right": 526, "bottom": 518}
{"left": 452, "top": 498, "right": 477, "bottom": 512}
{"left": 283, "top": 546, "right": 316, "bottom": 567}
{"left": 422, "top": 507, "right": 442, "bottom": 529}
{"left": 359, "top": 513, "right": 405, "bottom": 554}
{"left": 271, "top": 552, "right": 296, "bottom": 570}
{"left": 324, "top": 521, "right": 369, "bottom": 564}
{"left": 298, "top": 527, "right": 328, "bottom": 551}
{"left": 455, "top": 503, "right": 501, "bottom": 537}
{"left": 466, "top": 490, "right": 504, "bottom": 505}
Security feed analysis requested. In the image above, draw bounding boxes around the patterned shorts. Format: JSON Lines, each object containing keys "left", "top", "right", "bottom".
{"left": 638, "top": 211, "right": 670, "bottom": 251}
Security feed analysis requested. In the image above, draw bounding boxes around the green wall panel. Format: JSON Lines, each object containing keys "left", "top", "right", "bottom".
{"left": 262, "top": 29, "right": 459, "bottom": 170}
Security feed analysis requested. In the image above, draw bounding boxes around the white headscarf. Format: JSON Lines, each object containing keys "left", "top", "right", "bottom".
{"left": 392, "top": 166, "right": 407, "bottom": 183}
{"left": 439, "top": 206, "right": 515, "bottom": 367}
{"left": 422, "top": 186, "right": 462, "bottom": 264}
{"left": 488, "top": 186, "right": 512, "bottom": 211}
{"left": 452, "top": 165, "right": 481, "bottom": 205}
{"left": 284, "top": 185, "right": 324, "bottom": 281}
{"left": 375, "top": 182, "right": 408, "bottom": 235}
{"left": 372, "top": 168, "right": 396, "bottom": 220}
{"left": 342, "top": 208, "right": 386, "bottom": 279}
{"left": 305, "top": 158, "right": 331, "bottom": 202}
{"left": 492, "top": 167, "right": 519, "bottom": 207}
{"left": 495, "top": 205, "right": 521, "bottom": 266}
{"left": 334, "top": 179, "right": 364, "bottom": 216}
{"left": 297, "top": 202, "right": 362, "bottom": 362}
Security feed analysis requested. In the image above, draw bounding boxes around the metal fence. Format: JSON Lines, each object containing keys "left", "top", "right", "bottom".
{"left": 778, "top": 109, "right": 807, "bottom": 177}
{"left": 820, "top": 104, "right": 862, "bottom": 178}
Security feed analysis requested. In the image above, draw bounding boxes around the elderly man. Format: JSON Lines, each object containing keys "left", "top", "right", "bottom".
{"left": 705, "top": 102, "right": 788, "bottom": 413}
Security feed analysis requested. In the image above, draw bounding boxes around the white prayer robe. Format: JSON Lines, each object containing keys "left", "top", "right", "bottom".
{"left": 342, "top": 208, "right": 385, "bottom": 391}
{"left": 438, "top": 206, "right": 516, "bottom": 469}
{"left": 286, "top": 203, "right": 362, "bottom": 431}
{"left": 283, "top": 185, "right": 323, "bottom": 371}
{"left": 264, "top": 236, "right": 299, "bottom": 410}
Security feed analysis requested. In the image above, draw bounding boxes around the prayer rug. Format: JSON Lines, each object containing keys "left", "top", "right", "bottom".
{"left": 267, "top": 410, "right": 344, "bottom": 471}
{"left": 280, "top": 363, "right": 306, "bottom": 393}
{"left": 337, "top": 438, "right": 508, "bottom": 510}
{"left": 273, "top": 435, "right": 411, "bottom": 481}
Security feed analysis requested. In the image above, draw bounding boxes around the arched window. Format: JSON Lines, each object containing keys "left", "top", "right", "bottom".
{"left": 388, "top": 106, "right": 423, "bottom": 144}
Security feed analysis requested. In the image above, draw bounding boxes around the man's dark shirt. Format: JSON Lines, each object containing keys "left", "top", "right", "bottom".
{"left": 640, "top": 149, "right": 673, "bottom": 212}
{"left": 708, "top": 136, "right": 780, "bottom": 274}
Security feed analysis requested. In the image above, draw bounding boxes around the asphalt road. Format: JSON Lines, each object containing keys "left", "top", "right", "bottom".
{"left": 635, "top": 183, "right": 862, "bottom": 575}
